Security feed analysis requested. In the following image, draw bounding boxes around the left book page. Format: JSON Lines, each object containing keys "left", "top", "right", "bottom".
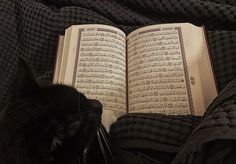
{"left": 53, "top": 24, "right": 127, "bottom": 119}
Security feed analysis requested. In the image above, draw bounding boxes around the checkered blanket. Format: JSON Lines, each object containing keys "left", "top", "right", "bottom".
{"left": 1, "top": 0, "right": 236, "bottom": 163}
{"left": 110, "top": 79, "right": 236, "bottom": 164}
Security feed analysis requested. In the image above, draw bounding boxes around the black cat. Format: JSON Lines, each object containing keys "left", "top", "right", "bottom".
{"left": 0, "top": 59, "right": 103, "bottom": 164}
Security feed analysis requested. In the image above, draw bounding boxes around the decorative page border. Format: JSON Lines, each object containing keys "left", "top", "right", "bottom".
{"left": 175, "top": 27, "right": 194, "bottom": 114}
{"left": 135, "top": 27, "right": 194, "bottom": 114}
{"left": 72, "top": 27, "right": 194, "bottom": 114}
{"left": 72, "top": 29, "right": 84, "bottom": 87}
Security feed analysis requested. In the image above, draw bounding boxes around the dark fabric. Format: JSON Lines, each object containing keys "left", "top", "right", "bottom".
{"left": 1, "top": 0, "right": 236, "bottom": 109}
{"left": 1, "top": 0, "right": 236, "bottom": 163}
{"left": 110, "top": 80, "right": 236, "bottom": 164}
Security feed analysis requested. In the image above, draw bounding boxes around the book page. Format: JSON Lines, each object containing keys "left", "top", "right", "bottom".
{"left": 127, "top": 23, "right": 217, "bottom": 115}
{"left": 63, "top": 25, "right": 127, "bottom": 119}
{"left": 53, "top": 35, "right": 64, "bottom": 83}
{"left": 58, "top": 28, "right": 73, "bottom": 84}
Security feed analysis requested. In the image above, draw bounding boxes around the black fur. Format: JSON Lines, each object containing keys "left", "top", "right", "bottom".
{"left": 0, "top": 59, "right": 102, "bottom": 164}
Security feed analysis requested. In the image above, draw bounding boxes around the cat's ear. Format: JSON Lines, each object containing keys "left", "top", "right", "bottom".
{"left": 11, "top": 58, "right": 39, "bottom": 98}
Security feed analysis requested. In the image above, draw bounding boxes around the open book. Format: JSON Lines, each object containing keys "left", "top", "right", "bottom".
{"left": 53, "top": 23, "right": 218, "bottom": 120}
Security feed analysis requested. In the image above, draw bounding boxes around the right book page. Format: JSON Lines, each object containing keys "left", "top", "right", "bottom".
{"left": 127, "top": 23, "right": 218, "bottom": 115}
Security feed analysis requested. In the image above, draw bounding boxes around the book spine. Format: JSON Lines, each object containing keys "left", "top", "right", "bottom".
{"left": 126, "top": 39, "right": 129, "bottom": 113}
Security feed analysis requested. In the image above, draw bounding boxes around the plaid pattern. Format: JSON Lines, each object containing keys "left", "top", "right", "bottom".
{"left": 110, "top": 80, "right": 236, "bottom": 164}
{"left": 0, "top": 0, "right": 236, "bottom": 108}
{"left": 1, "top": 0, "right": 236, "bottom": 163}
{"left": 110, "top": 114, "right": 201, "bottom": 148}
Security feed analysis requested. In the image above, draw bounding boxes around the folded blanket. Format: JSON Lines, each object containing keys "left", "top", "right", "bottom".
{"left": 110, "top": 79, "right": 236, "bottom": 164}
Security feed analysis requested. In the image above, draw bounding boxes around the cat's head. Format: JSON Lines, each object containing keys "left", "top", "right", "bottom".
{"left": 0, "top": 58, "right": 103, "bottom": 164}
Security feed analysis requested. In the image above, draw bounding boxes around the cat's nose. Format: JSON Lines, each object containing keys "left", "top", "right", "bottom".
{"left": 90, "top": 99, "right": 103, "bottom": 112}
